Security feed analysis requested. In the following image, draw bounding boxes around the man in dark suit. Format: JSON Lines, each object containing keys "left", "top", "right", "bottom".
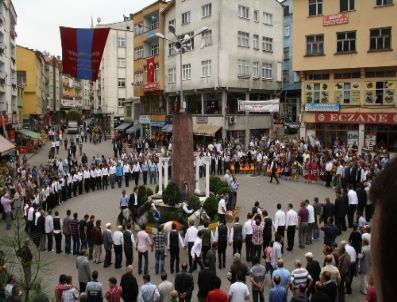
{"left": 311, "top": 281, "right": 331, "bottom": 302}
{"left": 269, "top": 157, "right": 280, "bottom": 184}
{"left": 197, "top": 259, "right": 216, "bottom": 302}
{"left": 321, "top": 272, "right": 337, "bottom": 302}
{"left": 120, "top": 265, "right": 139, "bottom": 302}
{"left": 356, "top": 183, "right": 367, "bottom": 214}
{"left": 334, "top": 190, "right": 346, "bottom": 234}
{"left": 128, "top": 187, "right": 140, "bottom": 224}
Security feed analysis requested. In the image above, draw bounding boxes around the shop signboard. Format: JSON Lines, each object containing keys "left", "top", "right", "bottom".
{"left": 238, "top": 99, "right": 279, "bottom": 112}
{"left": 347, "top": 130, "right": 359, "bottom": 147}
{"left": 364, "top": 133, "right": 376, "bottom": 150}
{"left": 304, "top": 103, "right": 340, "bottom": 112}
{"left": 196, "top": 116, "right": 208, "bottom": 124}
{"left": 315, "top": 112, "right": 397, "bottom": 124}
{"left": 139, "top": 115, "right": 151, "bottom": 124}
{"left": 323, "top": 12, "right": 349, "bottom": 27}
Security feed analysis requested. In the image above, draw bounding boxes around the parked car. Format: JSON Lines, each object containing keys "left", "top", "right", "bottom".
{"left": 282, "top": 116, "right": 300, "bottom": 134}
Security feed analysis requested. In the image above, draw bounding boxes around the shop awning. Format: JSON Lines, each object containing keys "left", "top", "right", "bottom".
{"left": 115, "top": 122, "right": 132, "bottom": 131}
{"left": 17, "top": 129, "right": 41, "bottom": 140}
{"left": 0, "top": 135, "right": 16, "bottom": 156}
{"left": 161, "top": 124, "right": 173, "bottom": 133}
{"left": 126, "top": 125, "right": 140, "bottom": 134}
{"left": 193, "top": 125, "right": 222, "bottom": 137}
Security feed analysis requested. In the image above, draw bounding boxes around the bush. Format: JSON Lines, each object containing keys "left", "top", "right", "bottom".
{"left": 155, "top": 184, "right": 165, "bottom": 193}
{"left": 209, "top": 176, "right": 230, "bottom": 196}
{"left": 146, "top": 187, "right": 154, "bottom": 197}
{"left": 219, "top": 185, "right": 231, "bottom": 195}
{"left": 161, "top": 208, "right": 187, "bottom": 225}
{"left": 162, "top": 182, "right": 181, "bottom": 207}
{"left": 187, "top": 194, "right": 201, "bottom": 211}
{"left": 138, "top": 186, "right": 149, "bottom": 204}
{"left": 203, "top": 195, "right": 219, "bottom": 219}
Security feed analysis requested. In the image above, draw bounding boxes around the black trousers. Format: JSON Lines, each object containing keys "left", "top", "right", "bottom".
{"left": 187, "top": 242, "right": 194, "bottom": 269}
{"left": 325, "top": 171, "right": 332, "bottom": 187}
{"left": 125, "top": 172, "right": 130, "bottom": 187}
{"left": 96, "top": 177, "right": 101, "bottom": 190}
{"left": 218, "top": 243, "right": 227, "bottom": 268}
{"left": 114, "top": 245, "right": 122, "bottom": 268}
{"left": 170, "top": 248, "right": 180, "bottom": 274}
{"left": 335, "top": 217, "right": 346, "bottom": 233}
{"left": 47, "top": 233, "right": 53, "bottom": 251}
{"left": 245, "top": 234, "right": 253, "bottom": 262}
{"left": 54, "top": 232, "right": 62, "bottom": 253}
{"left": 124, "top": 245, "right": 133, "bottom": 267}
{"left": 84, "top": 179, "right": 90, "bottom": 193}
{"left": 102, "top": 175, "right": 108, "bottom": 190}
{"left": 88, "top": 240, "right": 93, "bottom": 260}
{"left": 287, "top": 225, "right": 296, "bottom": 251}
{"left": 78, "top": 181, "right": 83, "bottom": 195}
{"left": 270, "top": 171, "right": 279, "bottom": 183}
{"left": 347, "top": 205, "right": 357, "bottom": 228}
{"left": 252, "top": 244, "right": 262, "bottom": 260}
{"left": 233, "top": 240, "right": 242, "bottom": 255}
{"left": 276, "top": 226, "right": 285, "bottom": 253}
{"left": 133, "top": 172, "right": 139, "bottom": 186}
{"left": 104, "top": 249, "right": 112, "bottom": 267}
{"left": 142, "top": 171, "right": 148, "bottom": 185}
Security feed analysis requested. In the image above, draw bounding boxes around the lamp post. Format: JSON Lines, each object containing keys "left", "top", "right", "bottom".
{"left": 155, "top": 25, "right": 208, "bottom": 113}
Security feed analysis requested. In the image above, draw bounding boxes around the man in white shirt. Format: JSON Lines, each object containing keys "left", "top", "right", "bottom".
{"left": 242, "top": 213, "right": 253, "bottom": 262}
{"left": 305, "top": 200, "right": 315, "bottom": 245}
{"left": 101, "top": 165, "right": 109, "bottom": 190}
{"left": 274, "top": 203, "right": 286, "bottom": 253}
{"left": 112, "top": 225, "right": 124, "bottom": 269}
{"left": 347, "top": 186, "right": 358, "bottom": 228}
{"left": 343, "top": 241, "right": 357, "bottom": 295}
{"left": 217, "top": 196, "right": 227, "bottom": 223}
{"left": 184, "top": 222, "right": 198, "bottom": 271}
{"left": 285, "top": 203, "right": 298, "bottom": 251}
{"left": 325, "top": 159, "right": 334, "bottom": 187}
{"left": 189, "top": 231, "right": 203, "bottom": 273}
{"left": 123, "top": 162, "right": 131, "bottom": 187}
{"left": 131, "top": 162, "right": 141, "bottom": 186}
{"left": 109, "top": 163, "right": 116, "bottom": 189}
{"left": 83, "top": 167, "right": 91, "bottom": 193}
{"left": 229, "top": 271, "right": 250, "bottom": 302}
{"left": 45, "top": 210, "right": 54, "bottom": 252}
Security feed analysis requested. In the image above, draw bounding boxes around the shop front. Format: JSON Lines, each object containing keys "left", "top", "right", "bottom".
{"left": 305, "top": 112, "right": 397, "bottom": 152}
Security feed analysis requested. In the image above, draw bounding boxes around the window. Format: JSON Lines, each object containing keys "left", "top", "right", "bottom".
{"left": 253, "top": 35, "right": 259, "bottom": 50}
{"left": 202, "top": 3, "right": 212, "bottom": 18}
{"left": 262, "top": 37, "right": 273, "bottom": 52}
{"left": 143, "top": 67, "right": 147, "bottom": 84}
{"left": 335, "top": 72, "right": 361, "bottom": 79}
{"left": 252, "top": 62, "right": 260, "bottom": 78}
{"left": 201, "top": 30, "right": 212, "bottom": 47}
{"left": 168, "top": 68, "right": 176, "bottom": 84}
{"left": 306, "top": 34, "right": 324, "bottom": 55}
{"left": 283, "top": 70, "right": 289, "bottom": 83}
{"left": 284, "top": 5, "right": 290, "bottom": 16}
{"left": 118, "top": 98, "right": 125, "bottom": 107}
{"left": 365, "top": 70, "right": 396, "bottom": 77}
{"left": 237, "top": 59, "right": 250, "bottom": 77}
{"left": 154, "top": 64, "right": 159, "bottom": 82}
{"left": 117, "top": 58, "right": 126, "bottom": 68}
{"left": 340, "top": 0, "right": 355, "bottom": 11}
{"left": 284, "top": 25, "right": 290, "bottom": 37}
{"left": 367, "top": 81, "right": 395, "bottom": 104}
{"left": 262, "top": 63, "right": 273, "bottom": 80}
{"left": 254, "top": 10, "right": 259, "bottom": 22}
{"left": 118, "top": 78, "right": 126, "bottom": 88}
{"left": 134, "top": 47, "right": 144, "bottom": 59}
{"left": 238, "top": 5, "right": 249, "bottom": 19}
{"left": 134, "top": 72, "right": 143, "bottom": 84}
{"left": 177, "top": 31, "right": 194, "bottom": 50}
{"left": 263, "top": 12, "right": 273, "bottom": 25}
{"left": 182, "top": 11, "right": 191, "bottom": 25}
{"left": 337, "top": 31, "right": 356, "bottom": 53}
{"left": 305, "top": 73, "right": 329, "bottom": 80}
{"left": 182, "top": 64, "right": 191, "bottom": 80}
{"left": 376, "top": 0, "right": 393, "bottom": 6}
{"left": 169, "top": 19, "right": 176, "bottom": 28}
{"left": 151, "top": 44, "right": 159, "bottom": 56}
{"left": 204, "top": 92, "right": 222, "bottom": 114}
{"left": 134, "top": 23, "right": 143, "bottom": 35}
{"left": 117, "top": 37, "right": 126, "bottom": 48}
{"left": 370, "top": 27, "right": 392, "bottom": 50}
{"left": 309, "top": 0, "right": 323, "bottom": 16}
{"left": 283, "top": 47, "right": 290, "bottom": 60}
{"left": 201, "top": 60, "right": 212, "bottom": 77}
{"left": 342, "top": 83, "right": 352, "bottom": 104}
{"left": 168, "top": 43, "right": 177, "bottom": 56}
{"left": 238, "top": 31, "right": 250, "bottom": 47}
{"left": 313, "top": 83, "right": 321, "bottom": 103}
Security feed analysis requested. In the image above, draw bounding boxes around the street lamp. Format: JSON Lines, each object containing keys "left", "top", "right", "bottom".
{"left": 155, "top": 25, "right": 208, "bottom": 112}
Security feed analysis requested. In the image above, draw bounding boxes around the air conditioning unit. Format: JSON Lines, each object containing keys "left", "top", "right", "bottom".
{"left": 228, "top": 116, "right": 237, "bottom": 125}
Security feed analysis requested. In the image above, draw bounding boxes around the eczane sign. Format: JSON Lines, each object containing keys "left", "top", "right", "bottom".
{"left": 315, "top": 112, "right": 397, "bottom": 124}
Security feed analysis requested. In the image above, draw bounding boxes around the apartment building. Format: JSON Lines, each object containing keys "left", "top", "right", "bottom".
{"left": 162, "top": 0, "right": 283, "bottom": 144}
{"left": 44, "top": 55, "right": 62, "bottom": 124}
{"left": 294, "top": 0, "right": 397, "bottom": 152}
{"left": 61, "top": 74, "right": 92, "bottom": 119}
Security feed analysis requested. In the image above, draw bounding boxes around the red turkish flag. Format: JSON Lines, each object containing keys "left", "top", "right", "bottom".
{"left": 147, "top": 56, "right": 155, "bottom": 83}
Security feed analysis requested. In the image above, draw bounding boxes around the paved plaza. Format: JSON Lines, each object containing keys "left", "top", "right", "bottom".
{"left": 12, "top": 138, "right": 364, "bottom": 301}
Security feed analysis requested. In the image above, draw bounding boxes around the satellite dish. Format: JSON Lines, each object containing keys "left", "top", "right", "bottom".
{"left": 97, "top": 17, "right": 101, "bottom": 24}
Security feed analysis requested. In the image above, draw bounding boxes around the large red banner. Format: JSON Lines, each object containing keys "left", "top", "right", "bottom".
{"left": 315, "top": 112, "right": 397, "bottom": 124}
{"left": 147, "top": 56, "right": 155, "bottom": 84}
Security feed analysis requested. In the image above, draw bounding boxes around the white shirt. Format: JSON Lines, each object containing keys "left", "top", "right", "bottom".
{"left": 83, "top": 170, "right": 91, "bottom": 179}
{"left": 184, "top": 225, "right": 198, "bottom": 245}
{"left": 242, "top": 219, "right": 253, "bottom": 239}
{"left": 112, "top": 230, "right": 124, "bottom": 246}
{"left": 347, "top": 189, "right": 358, "bottom": 205}
{"left": 286, "top": 209, "right": 298, "bottom": 227}
{"left": 123, "top": 164, "right": 131, "bottom": 173}
{"left": 27, "top": 207, "right": 35, "bottom": 221}
{"left": 190, "top": 237, "right": 202, "bottom": 258}
{"left": 101, "top": 167, "right": 109, "bottom": 176}
{"left": 345, "top": 244, "right": 357, "bottom": 263}
{"left": 217, "top": 198, "right": 226, "bottom": 215}
{"left": 228, "top": 281, "right": 250, "bottom": 302}
{"left": 109, "top": 166, "right": 116, "bottom": 175}
{"left": 132, "top": 164, "right": 141, "bottom": 173}
{"left": 325, "top": 161, "right": 333, "bottom": 172}
{"left": 307, "top": 204, "right": 315, "bottom": 223}
{"left": 274, "top": 209, "right": 286, "bottom": 229}
{"left": 45, "top": 215, "right": 54, "bottom": 234}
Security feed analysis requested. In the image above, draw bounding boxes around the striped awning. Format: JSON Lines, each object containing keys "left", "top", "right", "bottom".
{"left": 193, "top": 125, "right": 221, "bottom": 137}
{"left": 0, "top": 135, "right": 15, "bottom": 156}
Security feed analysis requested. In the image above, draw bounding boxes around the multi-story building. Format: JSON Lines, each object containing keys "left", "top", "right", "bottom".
{"left": 0, "top": 0, "right": 18, "bottom": 138}
{"left": 280, "top": 0, "right": 300, "bottom": 122}
{"left": 95, "top": 17, "right": 135, "bottom": 131}
{"left": 162, "top": 0, "right": 283, "bottom": 144}
{"left": 16, "top": 45, "right": 46, "bottom": 119}
{"left": 61, "top": 74, "right": 92, "bottom": 120}
{"left": 132, "top": 0, "right": 168, "bottom": 138}
{"left": 44, "top": 55, "right": 62, "bottom": 124}
{"left": 294, "top": 0, "right": 397, "bottom": 152}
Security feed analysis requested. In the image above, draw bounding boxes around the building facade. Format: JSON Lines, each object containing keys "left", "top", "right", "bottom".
{"left": 0, "top": 0, "right": 18, "bottom": 138}
{"left": 44, "top": 55, "right": 62, "bottom": 124}
{"left": 163, "top": 0, "right": 283, "bottom": 144}
{"left": 280, "top": 0, "right": 300, "bottom": 122}
{"left": 132, "top": 0, "right": 169, "bottom": 138}
{"left": 95, "top": 18, "right": 135, "bottom": 131}
{"left": 293, "top": 0, "right": 397, "bottom": 152}
{"left": 61, "top": 74, "right": 92, "bottom": 120}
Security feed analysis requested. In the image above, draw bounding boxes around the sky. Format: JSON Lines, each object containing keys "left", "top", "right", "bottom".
{"left": 12, "top": 0, "right": 155, "bottom": 56}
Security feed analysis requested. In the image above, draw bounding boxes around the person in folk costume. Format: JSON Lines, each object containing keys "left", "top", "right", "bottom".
{"left": 309, "top": 159, "right": 320, "bottom": 184}
{"left": 282, "top": 159, "right": 291, "bottom": 180}
{"left": 303, "top": 158, "right": 311, "bottom": 183}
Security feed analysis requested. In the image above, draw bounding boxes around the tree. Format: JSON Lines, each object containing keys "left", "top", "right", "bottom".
{"left": 162, "top": 182, "right": 181, "bottom": 207}
{"left": 0, "top": 213, "right": 51, "bottom": 302}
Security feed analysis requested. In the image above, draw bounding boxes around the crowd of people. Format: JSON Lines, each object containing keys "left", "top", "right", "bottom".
{"left": 0, "top": 128, "right": 391, "bottom": 302}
